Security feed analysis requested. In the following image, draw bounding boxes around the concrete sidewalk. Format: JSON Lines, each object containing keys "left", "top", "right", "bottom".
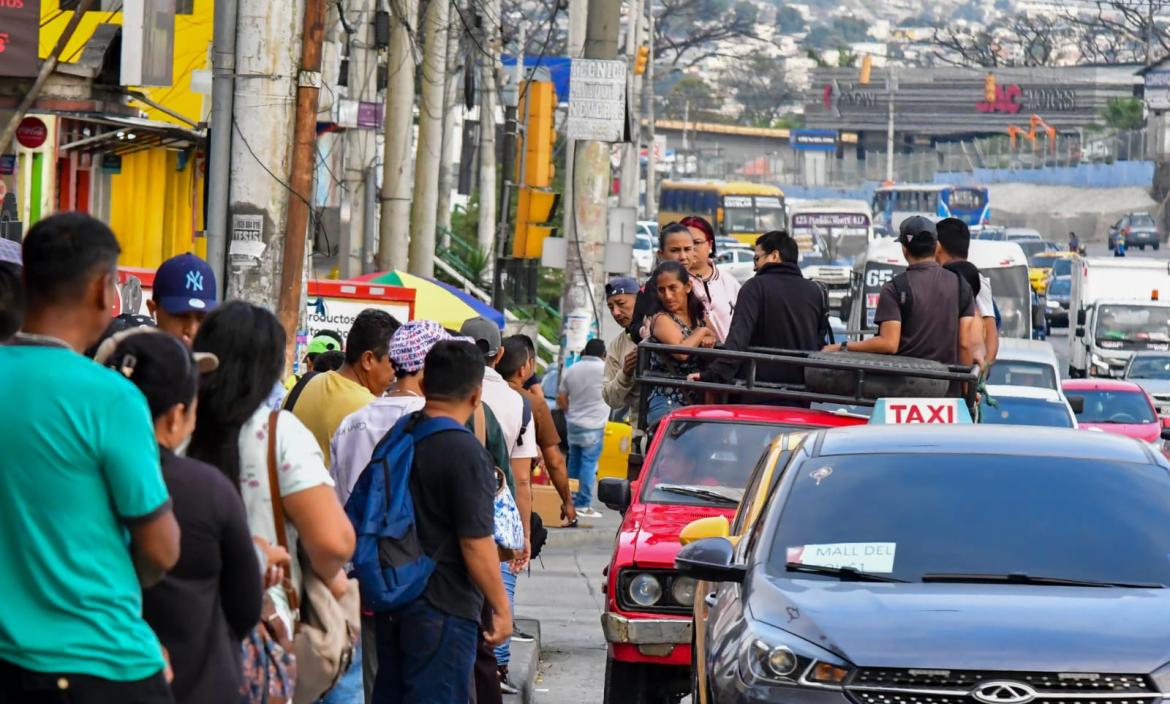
{"left": 517, "top": 508, "right": 621, "bottom": 703}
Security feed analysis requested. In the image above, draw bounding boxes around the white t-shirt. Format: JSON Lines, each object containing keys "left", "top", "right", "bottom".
{"left": 559, "top": 356, "right": 610, "bottom": 430}
{"left": 481, "top": 366, "right": 538, "bottom": 460}
{"left": 239, "top": 404, "right": 335, "bottom": 628}
{"left": 977, "top": 273, "right": 995, "bottom": 319}
{"left": 330, "top": 395, "right": 426, "bottom": 506}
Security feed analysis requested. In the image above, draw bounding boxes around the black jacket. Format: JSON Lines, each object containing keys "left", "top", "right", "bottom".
{"left": 701, "top": 262, "right": 828, "bottom": 385}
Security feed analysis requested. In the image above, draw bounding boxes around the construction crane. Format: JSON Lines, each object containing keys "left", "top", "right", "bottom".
{"left": 1007, "top": 114, "right": 1057, "bottom": 153}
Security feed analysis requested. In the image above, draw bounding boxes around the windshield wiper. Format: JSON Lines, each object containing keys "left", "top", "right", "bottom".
{"left": 785, "top": 562, "right": 907, "bottom": 583}
{"left": 920, "top": 572, "right": 1164, "bottom": 589}
{"left": 654, "top": 483, "right": 741, "bottom": 506}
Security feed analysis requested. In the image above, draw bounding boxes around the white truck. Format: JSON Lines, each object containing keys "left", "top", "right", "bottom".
{"left": 1067, "top": 257, "right": 1170, "bottom": 378}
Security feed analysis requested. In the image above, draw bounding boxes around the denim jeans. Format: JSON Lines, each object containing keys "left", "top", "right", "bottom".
{"left": 645, "top": 391, "right": 679, "bottom": 429}
{"left": 318, "top": 640, "right": 363, "bottom": 704}
{"left": 372, "top": 598, "right": 478, "bottom": 704}
{"left": 566, "top": 422, "right": 605, "bottom": 509}
{"left": 493, "top": 565, "right": 518, "bottom": 667}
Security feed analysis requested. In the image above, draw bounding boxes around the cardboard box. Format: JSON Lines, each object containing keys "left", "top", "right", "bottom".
{"left": 530, "top": 480, "right": 579, "bottom": 526}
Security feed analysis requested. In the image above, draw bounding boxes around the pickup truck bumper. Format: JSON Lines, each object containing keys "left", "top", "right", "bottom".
{"left": 601, "top": 612, "right": 692, "bottom": 645}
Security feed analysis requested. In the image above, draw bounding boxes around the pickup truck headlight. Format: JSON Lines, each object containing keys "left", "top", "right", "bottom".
{"left": 617, "top": 569, "right": 696, "bottom": 613}
{"left": 738, "top": 620, "right": 854, "bottom": 688}
{"left": 628, "top": 573, "right": 663, "bottom": 607}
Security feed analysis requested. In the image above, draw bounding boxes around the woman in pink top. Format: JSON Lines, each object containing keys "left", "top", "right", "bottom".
{"left": 681, "top": 216, "right": 741, "bottom": 343}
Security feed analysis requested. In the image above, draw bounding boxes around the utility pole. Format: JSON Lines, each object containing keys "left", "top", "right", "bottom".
{"left": 277, "top": 0, "right": 327, "bottom": 359}
{"left": 643, "top": 1, "right": 656, "bottom": 219}
{"left": 436, "top": 1, "right": 466, "bottom": 238}
{"left": 493, "top": 22, "right": 524, "bottom": 309}
{"left": 477, "top": 0, "right": 502, "bottom": 266}
{"left": 885, "top": 69, "right": 898, "bottom": 183}
{"left": 619, "top": 0, "right": 643, "bottom": 212}
{"left": 407, "top": 0, "right": 450, "bottom": 277}
{"left": 225, "top": 0, "right": 303, "bottom": 308}
{"left": 560, "top": 0, "right": 588, "bottom": 289}
{"left": 558, "top": 0, "right": 621, "bottom": 363}
{"left": 339, "top": 0, "right": 378, "bottom": 278}
{"left": 1147, "top": 0, "right": 1156, "bottom": 67}
{"left": 378, "top": 0, "right": 419, "bottom": 271}
{"left": 206, "top": 0, "right": 237, "bottom": 298}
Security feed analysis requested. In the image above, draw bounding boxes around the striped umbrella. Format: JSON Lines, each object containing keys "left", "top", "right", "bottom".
{"left": 355, "top": 270, "right": 505, "bottom": 330}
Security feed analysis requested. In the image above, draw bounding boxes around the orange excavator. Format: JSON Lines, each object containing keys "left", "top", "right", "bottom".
{"left": 1008, "top": 115, "right": 1057, "bottom": 153}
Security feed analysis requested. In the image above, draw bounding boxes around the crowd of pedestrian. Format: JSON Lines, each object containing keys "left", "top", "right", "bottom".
{"left": 0, "top": 211, "right": 552, "bottom": 704}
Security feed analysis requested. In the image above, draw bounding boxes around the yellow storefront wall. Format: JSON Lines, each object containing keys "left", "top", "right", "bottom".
{"left": 108, "top": 151, "right": 206, "bottom": 269}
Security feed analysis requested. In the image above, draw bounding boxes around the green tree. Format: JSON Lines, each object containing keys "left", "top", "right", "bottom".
{"left": 1102, "top": 98, "right": 1145, "bottom": 131}
{"left": 725, "top": 54, "right": 794, "bottom": 126}
{"left": 776, "top": 5, "right": 805, "bottom": 33}
{"left": 661, "top": 75, "right": 726, "bottom": 123}
{"left": 836, "top": 47, "right": 859, "bottom": 67}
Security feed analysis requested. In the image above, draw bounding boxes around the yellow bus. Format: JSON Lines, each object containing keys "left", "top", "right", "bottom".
{"left": 657, "top": 180, "right": 787, "bottom": 247}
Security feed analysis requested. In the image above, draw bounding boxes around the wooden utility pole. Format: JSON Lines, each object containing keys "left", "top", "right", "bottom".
{"left": 276, "top": 0, "right": 327, "bottom": 359}
{"left": 477, "top": 0, "right": 501, "bottom": 264}
{"left": 619, "top": 0, "right": 643, "bottom": 212}
{"left": 408, "top": 0, "right": 451, "bottom": 277}
{"left": 436, "top": 1, "right": 466, "bottom": 237}
{"left": 644, "top": 2, "right": 657, "bottom": 217}
{"left": 379, "top": 0, "right": 419, "bottom": 271}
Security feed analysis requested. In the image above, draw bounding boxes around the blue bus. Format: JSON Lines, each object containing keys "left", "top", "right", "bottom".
{"left": 872, "top": 184, "right": 991, "bottom": 231}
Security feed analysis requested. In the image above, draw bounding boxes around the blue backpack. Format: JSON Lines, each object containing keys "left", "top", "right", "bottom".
{"left": 344, "top": 412, "right": 467, "bottom": 612}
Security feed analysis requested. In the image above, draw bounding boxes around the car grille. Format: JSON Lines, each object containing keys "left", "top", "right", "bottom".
{"left": 846, "top": 669, "right": 1157, "bottom": 704}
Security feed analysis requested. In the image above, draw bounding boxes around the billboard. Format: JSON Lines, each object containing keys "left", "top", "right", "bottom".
{"left": 0, "top": 0, "right": 41, "bottom": 78}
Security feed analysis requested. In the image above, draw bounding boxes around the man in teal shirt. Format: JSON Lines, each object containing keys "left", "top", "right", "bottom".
{"left": 0, "top": 213, "right": 180, "bottom": 702}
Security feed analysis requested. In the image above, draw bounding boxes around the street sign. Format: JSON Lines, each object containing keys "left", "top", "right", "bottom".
{"left": 791, "top": 129, "right": 838, "bottom": 151}
{"left": 0, "top": 0, "right": 40, "bottom": 78}
{"left": 1146, "top": 71, "right": 1170, "bottom": 111}
{"left": 15, "top": 117, "right": 47, "bottom": 150}
{"left": 567, "top": 59, "right": 626, "bottom": 142}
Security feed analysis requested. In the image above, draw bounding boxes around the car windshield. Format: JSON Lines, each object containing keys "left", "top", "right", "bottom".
{"left": 986, "top": 361, "right": 1057, "bottom": 389}
{"left": 1018, "top": 242, "right": 1049, "bottom": 258}
{"left": 1029, "top": 254, "right": 1061, "bottom": 268}
{"left": 770, "top": 454, "right": 1170, "bottom": 584}
{"left": 634, "top": 237, "right": 651, "bottom": 250}
{"left": 1128, "top": 356, "right": 1170, "bottom": 380}
{"left": 985, "top": 266, "right": 1031, "bottom": 339}
{"left": 1072, "top": 390, "right": 1156, "bottom": 424}
{"left": 979, "top": 396, "right": 1072, "bottom": 427}
{"left": 641, "top": 420, "right": 788, "bottom": 506}
{"left": 1048, "top": 277, "right": 1070, "bottom": 296}
{"left": 1096, "top": 305, "right": 1170, "bottom": 343}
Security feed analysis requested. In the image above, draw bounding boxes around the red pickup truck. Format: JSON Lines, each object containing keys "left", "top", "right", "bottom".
{"left": 596, "top": 404, "right": 865, "bottom": 703}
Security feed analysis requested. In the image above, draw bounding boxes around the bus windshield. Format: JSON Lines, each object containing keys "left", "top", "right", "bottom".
{"left": 722, "top": 195, "right": 786, "bottom": 234}
{"left": 947, "top": 188, "right": 987, "bottom": 212}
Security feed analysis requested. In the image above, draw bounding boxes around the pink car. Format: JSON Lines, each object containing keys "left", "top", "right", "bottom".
{"left": 1062, "top": 378, "right": 1165, "bottom": 446}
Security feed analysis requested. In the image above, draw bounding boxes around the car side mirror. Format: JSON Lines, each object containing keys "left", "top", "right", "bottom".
{"left": 679, "top": 516, "right": 731, "bottom": 546}
{"left": 598, "top": 478, "right": 631, "bottom": 512}
{"left": 1161, "top": 427, "right": 1170, "bottom": 442}
{"left": 1077, "top": 310, "right": 1087, "bottom": 325}
{"left": 676, "top": 537, "right": 746, "bottom": 583}
{"left": 1068, "top": 395, "right": 1085, "bottom": 414}
{"left": 625, "top": 452, "right": 644, "bottom": 482}
{"left": 1075, "top": 327, "right": 1085, "bottom": 337}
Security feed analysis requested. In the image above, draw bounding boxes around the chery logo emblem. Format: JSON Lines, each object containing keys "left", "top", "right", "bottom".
{"left": 971, "top": 681, "right": 1037, "bottom": 704}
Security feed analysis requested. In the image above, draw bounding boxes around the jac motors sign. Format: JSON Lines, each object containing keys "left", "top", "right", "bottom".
{"left": 977, "top": 84, "right": 1079, "bottom": 114}
{"left": 0, "top": 0, "right": 40, "bottom": 79}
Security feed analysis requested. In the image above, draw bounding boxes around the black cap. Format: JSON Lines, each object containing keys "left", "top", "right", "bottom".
{"left": 898, "top": 216, "right": 938, "bottom": 245}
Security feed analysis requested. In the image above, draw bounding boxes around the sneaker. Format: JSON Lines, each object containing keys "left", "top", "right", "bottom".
{"left": 511, "top": 627, "right": 535, "bottom": 642}
{"left": 576, "top": 507, "right": 603, "bottom": 518}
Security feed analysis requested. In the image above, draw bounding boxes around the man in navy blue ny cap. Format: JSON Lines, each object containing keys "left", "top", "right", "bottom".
{"left": 147, "top": 253, "right": 218, "bottom": 348}
{"left": 601, "top": 276, "right": 641, "bottom": 425}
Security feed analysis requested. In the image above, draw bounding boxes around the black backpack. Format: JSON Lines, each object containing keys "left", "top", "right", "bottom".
{"left": 890, "top": 268, "right": 973, "bottom": 323}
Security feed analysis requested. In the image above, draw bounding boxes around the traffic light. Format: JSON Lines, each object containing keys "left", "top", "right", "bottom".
{"left": 512, "top": 187, "right": 560, "bottom": 258}
{"left": 984, "top": 73, "right": 997, "bottom": 103}
{"left": 515, "top": 80, "right": 556, "bottom": 188}
{"left": 633, "top": 45, "right": 650, "bottom": 76}
{"left": 859, "top": 54, "right": 872, "bottom": 85}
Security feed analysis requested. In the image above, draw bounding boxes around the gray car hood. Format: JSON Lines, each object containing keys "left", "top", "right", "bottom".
{"left": 1131, "top": 379, "right": 1170, "bottom": 396}
{"left": 752, "top": 574, "right": 1170, "bottom": 671}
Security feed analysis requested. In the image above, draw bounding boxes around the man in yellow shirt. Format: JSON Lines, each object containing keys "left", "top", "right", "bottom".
{"left": 287, "top": 309, "right": 400, "bottom": 464}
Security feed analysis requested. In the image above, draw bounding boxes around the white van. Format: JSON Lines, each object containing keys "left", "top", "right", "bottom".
{"left": 845, "top": 239, "right": 1032, "bottom": 339}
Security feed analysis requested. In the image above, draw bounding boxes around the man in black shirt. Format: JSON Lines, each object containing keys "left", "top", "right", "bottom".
{"left": 374, "top": 340, "right": 511, "bottom": 704}
{"left": 697, "top": 230, "right": 829, "bottom": 387}
{"left": 825, "top": 216, "right": 978, "bottom": 371}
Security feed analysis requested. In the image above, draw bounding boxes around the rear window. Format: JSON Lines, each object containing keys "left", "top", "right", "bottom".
{"left": 948, "top": 188, "right": 986, "bottom": 210}
{"left": 770, "top": 454, "right": 1170, "bottom": 584}
{"left": 1132, "top": 213, "right": 1156, "bottom": 228}
{"left": 979, "top": 396, "right": 1072, "bottom": 427}
{"left": 641, "top": 420, "right": 789, "bottom": 507}
{"left": 1128, "top": 356, "right": 1170, "bottom": 380}
{"left": 987, "top": 361, "right": 1057, "bottom": 389}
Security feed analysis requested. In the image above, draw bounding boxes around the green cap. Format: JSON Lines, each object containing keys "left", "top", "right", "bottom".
{"left": 307, "top": 334, "right": 341, "bottom": 356}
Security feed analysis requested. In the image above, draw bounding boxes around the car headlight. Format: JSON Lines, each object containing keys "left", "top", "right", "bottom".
{"left": 671, "top": 576, "right": 696, "bottom": 606}
{"left": 628, "top": 573, "right": 663, "bottom": 607}
{"left": 1046, "top": 299, "right": 1059, "bottom": 309}
{"left": 1091, "top": 354, "right": 1113, "bottom": 371}
{"left": 738, "top": 620, "right": 853, "bottom": 688}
